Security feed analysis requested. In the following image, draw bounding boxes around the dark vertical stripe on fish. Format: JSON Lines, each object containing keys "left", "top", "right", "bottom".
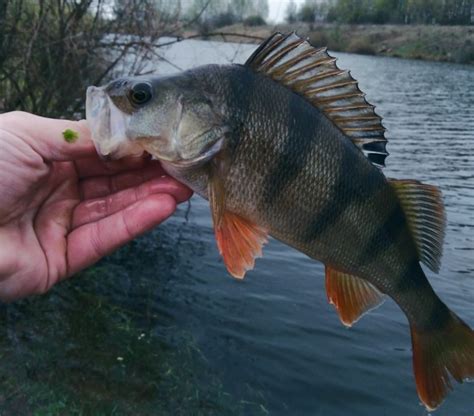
{"left": 395, "top": 258, "right": 425, "bottom": 293}
{"left": 227, "top": 66, "right": 254, "bottom": 130}
{"left": 356, "top": 202, "right": 408, "bottom": 267}
{"left": 425, "top": 299, "right": 451, "bottom": 330}
{"left": 262, "top": 93, "right": 316, "bottom": 207}
{"left": 302, "top": 151, "right": 382, "bottom": 243}
{"left": 393, "top": 259, "right": 451, "bottom": 330}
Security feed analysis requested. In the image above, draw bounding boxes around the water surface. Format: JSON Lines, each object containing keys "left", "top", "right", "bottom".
{"left": 1, "top": 39, "right": 473, "bottom": 415}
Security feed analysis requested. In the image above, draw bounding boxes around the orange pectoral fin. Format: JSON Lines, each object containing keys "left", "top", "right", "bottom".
{"left": 325, "top": 266, "right": 385, "bottom": 327}
{"left": 215, "top": 211, "right": 268, "bottom": 279}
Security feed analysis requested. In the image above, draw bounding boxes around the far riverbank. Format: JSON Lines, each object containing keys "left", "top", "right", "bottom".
{"left": 188, "top": 23, "right": 474, "bottom": 64}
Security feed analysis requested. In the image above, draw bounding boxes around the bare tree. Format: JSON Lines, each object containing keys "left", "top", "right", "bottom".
{"left": 0, "top": 0, "right": 201, "bottom": 118}
{"left": 0, "top": 0, "right": 266, "bottom": 118}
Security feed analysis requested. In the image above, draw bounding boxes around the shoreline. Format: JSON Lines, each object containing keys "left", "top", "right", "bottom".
{"left": 189, "top": 23, "right": 474, "bottom": 65}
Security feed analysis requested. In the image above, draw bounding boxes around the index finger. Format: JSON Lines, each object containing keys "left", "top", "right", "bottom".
{"left": 0, "top": 111, "right": 95, "bottom": 161}
{"left": 74, "top": 153, "right": 155, "bottom": 178}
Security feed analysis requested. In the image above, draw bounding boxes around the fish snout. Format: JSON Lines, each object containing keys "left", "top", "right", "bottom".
{"left": 86, "top": 85, "right": 141, "bottom": 160}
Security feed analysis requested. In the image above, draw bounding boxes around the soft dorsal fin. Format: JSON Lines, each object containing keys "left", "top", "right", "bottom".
{"left": 389, "top": 179, "right": 446, "bottom": 273}
{"left": 325, "top": 265, "right": 385, "bottom": 327}
{"left": 246, "top": 32, "right": 388, "bottom": 168}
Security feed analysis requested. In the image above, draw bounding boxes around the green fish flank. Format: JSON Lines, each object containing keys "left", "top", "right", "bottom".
{"left": 85, "top": 32, "right": 474, "bottom": 412}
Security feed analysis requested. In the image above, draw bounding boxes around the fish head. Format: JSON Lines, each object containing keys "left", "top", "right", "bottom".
{"left": 86, "top": 73, "right": 227, "bottom": 165}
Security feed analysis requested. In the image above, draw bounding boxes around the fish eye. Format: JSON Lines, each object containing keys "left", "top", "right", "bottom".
{"left": 129, "top": 83, "right": 152, "bottom": 106}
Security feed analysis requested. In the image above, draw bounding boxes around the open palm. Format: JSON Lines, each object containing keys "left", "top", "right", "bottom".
{"left": 0, "top": 112, "right": 192, "bottom": 302}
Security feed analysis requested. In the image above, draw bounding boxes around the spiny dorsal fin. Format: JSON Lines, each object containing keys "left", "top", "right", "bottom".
{"left": 246, "top": 32, "right": 388, "bottom": 168}
{"left": 325, "top": 265, "right": 385, "bottom": 327}
{"left": 389, "top": 179, "right": 446, "bottom": 273}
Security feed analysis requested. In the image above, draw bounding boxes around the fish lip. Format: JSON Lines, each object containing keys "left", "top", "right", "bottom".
{"left": 86, "top": 86, "right": 110, "bottom": 156}
{"left": 86, "top": 85, "right": 142, "bottom": 159}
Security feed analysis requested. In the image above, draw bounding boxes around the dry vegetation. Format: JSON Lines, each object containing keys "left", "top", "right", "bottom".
{"left": 209, "top": 23, "right": 474, "bottom": 64}
{"left": 0, "top": 0, "right": 211, "bottom": 118}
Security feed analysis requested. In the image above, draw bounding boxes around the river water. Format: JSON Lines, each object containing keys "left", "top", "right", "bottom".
{"left": 1, "top": 39, "right": 473, "bottom": 415}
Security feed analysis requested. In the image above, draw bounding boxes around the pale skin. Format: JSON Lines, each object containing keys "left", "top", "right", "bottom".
{"left": 0, "top": 111, "right": 193, "bottom": 302}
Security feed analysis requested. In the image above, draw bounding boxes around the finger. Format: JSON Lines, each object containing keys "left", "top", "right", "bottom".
{"left": 0, "top": 111, "right": 95, "bottom": 161}
{"left": 67, "top": 194, "right": 176, "bottom": 275}
{"left": 79, "top": 162, "right": 168, "bottom": 199}
{"left": 74, "top": 153, "right": 153, "bottom": 179}
{"left": 73, "top": 176, "right": 192, "bottom": 228}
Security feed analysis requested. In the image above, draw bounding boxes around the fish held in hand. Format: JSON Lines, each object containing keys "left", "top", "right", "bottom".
{"left": 86, "top": 33, "right": 474, "bottom": 411}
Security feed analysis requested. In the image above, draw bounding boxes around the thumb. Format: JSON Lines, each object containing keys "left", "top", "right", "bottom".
{"left": 0, "top": 111, "right": 96, "bottom": 161}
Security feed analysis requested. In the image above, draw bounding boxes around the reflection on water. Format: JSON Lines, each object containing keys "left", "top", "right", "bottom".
{"left": 1, "top": 40, "right": 473, "bottom": 415}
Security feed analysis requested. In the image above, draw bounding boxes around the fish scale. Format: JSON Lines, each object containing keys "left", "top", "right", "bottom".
{"left": 86, "top": 32, "right": 474, "bottom": 411}
{"left": 214, "top": 65, "right": 397, "bottom": 281}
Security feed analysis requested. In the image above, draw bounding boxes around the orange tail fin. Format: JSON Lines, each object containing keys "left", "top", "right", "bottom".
{"left": 410, "top": 312, "right": 474, "bottom": 411}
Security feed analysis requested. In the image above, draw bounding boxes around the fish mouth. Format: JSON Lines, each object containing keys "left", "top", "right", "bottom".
{"left": 86, "top": 86, "right": 143, "bottom": 159}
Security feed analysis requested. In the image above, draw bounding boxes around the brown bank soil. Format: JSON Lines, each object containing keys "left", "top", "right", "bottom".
{"left": 193, "top": 23, "right": 474, "bottom": 64}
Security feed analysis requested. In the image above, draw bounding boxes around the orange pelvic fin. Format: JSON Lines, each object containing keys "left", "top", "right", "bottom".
{"left": 325, "top": 266, "right": 384, "bottom": 327}
{"left": 207, "top": 163, "right": 268, "bottom": 279}
{"left": 410, "top": 312, "right": 474, "bottom": 411}
{"left": 214, "top": 211, "right": 268, "bottom": 279}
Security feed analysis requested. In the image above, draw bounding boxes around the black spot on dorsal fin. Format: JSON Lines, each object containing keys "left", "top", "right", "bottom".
{"left": 245, "top": 32, "right": 389, "bottom": 168}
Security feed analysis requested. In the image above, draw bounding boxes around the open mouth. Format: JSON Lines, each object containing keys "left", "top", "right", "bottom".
{"left": 86, "top": 86, "right": 142, "bottom": 159}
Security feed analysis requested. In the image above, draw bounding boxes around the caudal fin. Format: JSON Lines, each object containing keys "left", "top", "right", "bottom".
{"left": 410, "top": 312, "right": 474, "bottom": 411}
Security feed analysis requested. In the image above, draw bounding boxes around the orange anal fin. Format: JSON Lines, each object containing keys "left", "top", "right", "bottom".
{"left": 325, "top": 266, "right": 384, "bottom": 327}
{"left": 215, "top": 211, "right": 268, "bottom": 279}
{"left": 411, "top": 313, "right": 474, "bottom": 411}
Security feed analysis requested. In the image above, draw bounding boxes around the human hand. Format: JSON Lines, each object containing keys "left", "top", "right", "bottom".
{"left": 0, "top": 112, "right": 192, "bottom": 302}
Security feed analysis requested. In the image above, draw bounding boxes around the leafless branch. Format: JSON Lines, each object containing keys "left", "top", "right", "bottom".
{"left": 155, "top": 32, "right": 265, "bottom": 49}
{"left": 0, "top": 0, "right": 265, "bottom": 118}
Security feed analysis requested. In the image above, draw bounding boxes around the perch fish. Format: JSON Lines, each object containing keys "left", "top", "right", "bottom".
{"left": 86, "top": 33, "right": 474, "bottom": 410}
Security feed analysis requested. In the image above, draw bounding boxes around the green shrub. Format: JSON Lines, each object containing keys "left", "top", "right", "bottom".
{"left": 455, "top": 40, "right": 474, "bottom": 64}
{"left": 347, "top": 37, "right": 376, "bottom": 55}
{"left": 308, "top": 30, "right": 329, "bottom": 47}
{"left": 244, "top": 15, "right": 266, "bottom": 26}
{"left": 207, "top": 12, "right": 238, "bottom": 29}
